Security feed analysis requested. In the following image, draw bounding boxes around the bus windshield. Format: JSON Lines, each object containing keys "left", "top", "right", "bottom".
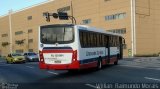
{"left": 41, "top": 26, "right": 74, "bottom": 44}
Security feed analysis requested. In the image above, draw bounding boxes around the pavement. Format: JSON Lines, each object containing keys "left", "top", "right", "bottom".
{"left": 0, "top": 57, "right": 160, "bottom": 89}
{"left": 120, "top": 57, "right": 160, "bottom": 70}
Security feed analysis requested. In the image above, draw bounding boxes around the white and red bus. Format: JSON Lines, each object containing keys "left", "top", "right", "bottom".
{"left": 39, "top": 24, "right": 125, "bottom": 70}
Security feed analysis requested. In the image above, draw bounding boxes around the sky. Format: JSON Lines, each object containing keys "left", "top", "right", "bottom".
{"left": 0, "top": 0, "right": 48, "bottom": 16}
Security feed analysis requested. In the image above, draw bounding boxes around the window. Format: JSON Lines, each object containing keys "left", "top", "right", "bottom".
{"left": 79, "top": 30, "right": 109, "bottom": 48}
{"left": 28, "top": 39, "right": 33, "bottom": 43}
{"left": 107, "top": 28, "right": 126, "bottom": 34}
{"left": 82, "top": 19, "right": 91, "bottom": 24}
{"left": 79, "top": 29, "right": 122, "bottom": 48}
{"left": 105, "top": 12, "right": 126, "bottom": 21}
{"left": 41, "top": 26, "right": 74, "bottom": 44}
{"left": 27, "top": 16, "right": 32, "bottom": 20}
{"left": 57, "top": 6, "right": 70, "bottom": 12}
{"left": 28, "top": 29, "right": 33, "bottom": 33}
{"left": 104, "top": 0, "right": 111, "bottom": 2}
{"left": 2, "top": 34, "right": 8, "bottom": 37}
{"left": 15, "top": 31, "right": 23, "bottom": 35}
{"left": 28, "top": 49, "right": 33, "bottom": 52}
{"left": 118, "top": 13, "right": 126, "bottom": 19}
{"left": 16, "top": 50, "right": 23, "bottom": 53}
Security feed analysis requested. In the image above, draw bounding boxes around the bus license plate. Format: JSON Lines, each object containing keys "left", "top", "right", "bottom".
{"left": 55, "top": 60, "right": 61, "bottom": 63}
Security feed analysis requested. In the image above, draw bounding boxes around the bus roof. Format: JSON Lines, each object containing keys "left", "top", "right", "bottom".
{"left": 40, "top": 24, "right": 123, "bottom": 37}
{"left": 76, "top": 25, "right": 123, "bottom": 37}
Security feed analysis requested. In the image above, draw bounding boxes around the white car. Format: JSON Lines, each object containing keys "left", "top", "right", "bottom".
{"left": 24, "top": 52, "right": 39, "bottom": 62}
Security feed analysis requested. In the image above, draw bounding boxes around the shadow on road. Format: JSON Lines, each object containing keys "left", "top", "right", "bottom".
{"left": 39, "top": 65, "right": 115, "bottom": 83}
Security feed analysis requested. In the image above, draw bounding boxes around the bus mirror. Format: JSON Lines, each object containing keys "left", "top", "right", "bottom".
{"left": 58, "top": 12, "right": 69, "bottom": 20}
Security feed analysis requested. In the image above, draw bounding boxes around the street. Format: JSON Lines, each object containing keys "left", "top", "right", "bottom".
{"left": 0, "top": 57, "right": 160, "bottom": 89}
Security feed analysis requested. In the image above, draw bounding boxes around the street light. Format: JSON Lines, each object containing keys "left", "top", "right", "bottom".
{"left": 43, "top": 12, "right": 77, "bottom": 24}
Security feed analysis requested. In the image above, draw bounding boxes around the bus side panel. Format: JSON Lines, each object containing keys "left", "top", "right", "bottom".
{"left": 78, "top": 48, "right": 106, "bottom": 69}
{"left": 109, "top": 47, "right": 119, "bottom": 64}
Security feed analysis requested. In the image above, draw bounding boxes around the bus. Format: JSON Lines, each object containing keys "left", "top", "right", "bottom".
{"left": 39, "top": 24, "right": 125, "bottom": 71}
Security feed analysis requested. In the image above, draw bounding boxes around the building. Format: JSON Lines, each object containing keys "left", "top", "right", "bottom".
{"left": 0, "top": 0, "right": 160, "bottom": 57}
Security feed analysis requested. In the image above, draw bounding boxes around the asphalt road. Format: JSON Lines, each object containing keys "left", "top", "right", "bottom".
{"left": 0, "top": 57, "right": 160, "bottom": 89}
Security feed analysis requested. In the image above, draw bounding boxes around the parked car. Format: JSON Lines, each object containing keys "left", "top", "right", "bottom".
{"left": 24, "top": 52, "right": 39, "bottom": 62}
{"left": 6, "top": 53, "right": 25, "bottom": 64}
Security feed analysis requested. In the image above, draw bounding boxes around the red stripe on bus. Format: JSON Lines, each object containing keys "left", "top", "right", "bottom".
{"left": 80, "top": 61, "right": 98, "bottom": 69}
{"left": 109, "top": 57, "right": 117, "bottom": 64}
{"left": 42, "top": 50, "right": 73, "bottom": 53}
{"left": 39, "top": 60, "right": 80, "bottom": 70}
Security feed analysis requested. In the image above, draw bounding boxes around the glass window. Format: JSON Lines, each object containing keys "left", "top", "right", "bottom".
{"left": 1, "top": 34, "right": 8, "bottom": 37}
{"left": 28, "top": 29, "right": 33, "bottom": 33}
{"left": 41, "top": 26, "right": 74, "bottom": 44}
{"left": 27, "top": 16, "right": 32, "bottom": 20}
{"left": 15, "top": 50, "right": 23, "bottom": 53}
{"left": 28, "top": 39, "right": 33, "bottom": 43}
{"left": 107, "top": 28, "right": 126, "bottom": 34}
{"left": 28, "top": 52, "right": 36, "bottom": 56}
{"left": 79, "top": 31, "right": 83, "bottom": 47}
{"left": 119, "top": 13, "right": 126, "bottom": 19}
{"left": 15, "top": 31, "right": 23, "bottom": 35}
{"left": 83, "top": 32, "right": 87, "bottom": 47}
{"left": 105, "top": 12, "right": 126, "bottom": 21}
{"left": 82, "top": 19, "right": 91, "bottom": 24}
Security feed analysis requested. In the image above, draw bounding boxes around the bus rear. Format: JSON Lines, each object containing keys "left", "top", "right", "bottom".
{"left": 39, "top": 24, "right": 79, "bottom": 70}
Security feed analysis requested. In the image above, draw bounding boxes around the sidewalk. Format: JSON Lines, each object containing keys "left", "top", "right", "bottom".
{"left": 119, "top": 57, "right": 160, "bottom": 69}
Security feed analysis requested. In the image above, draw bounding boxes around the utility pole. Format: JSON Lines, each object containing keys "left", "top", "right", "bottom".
{"left": 71, "top": 0, "right": 74, "bottom": 24}
{"left": 9, "top": 9, "right": 13, "bottom": 53}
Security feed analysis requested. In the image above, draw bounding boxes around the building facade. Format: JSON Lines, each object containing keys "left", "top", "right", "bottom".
{"left": 0, "top": 0, "right": 160, "bottom": 57}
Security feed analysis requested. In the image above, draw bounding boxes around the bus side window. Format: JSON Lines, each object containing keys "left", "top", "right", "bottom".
{"left": 97, "top": 34, "right": 99, "bottom": 47}
{"left": 79, "top": 31, "right": 83, "bottom": 47}
{"left": 110, "top": 36, "right": 113, "bottom": 47}
{"left": 93, "top": 33, "right": 97, "bottom": 47}
{"left": 99, "top": 34, "right": 101, "bottom": 46}
{"left": 88, "top": 32, "right": 91, "bottom": 47}
{"left": 102, "top": 35, "right": 104, "bottom": 47}
{"left": 90, "top": 33, "right": 94, "bottom": 47}
{"left": 113, "top": 36, "right": 115, "bottom": 47}
{"left": 83, "top": 32, "right": 87, "bottom": 47}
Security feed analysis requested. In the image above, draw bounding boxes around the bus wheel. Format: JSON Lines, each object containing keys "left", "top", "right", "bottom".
{"left": 97, "top": 60, "right": 102, "bottom": 70}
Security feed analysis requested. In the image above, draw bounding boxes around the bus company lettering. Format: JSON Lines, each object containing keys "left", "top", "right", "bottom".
{"left": 86, "top": 51, "right": 103, "bottom": 56}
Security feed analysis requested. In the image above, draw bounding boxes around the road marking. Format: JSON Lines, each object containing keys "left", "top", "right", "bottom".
{"left": 85, "top": 84, "right": 101, "bottom": 89}
{"left": 144, "top": 77, "right": 160, "bottom": 82}
{"left": 47, "top": 71, "right": 59, "bottom": 75}
{"left": 26, "top": 66, "right": 34, "bottom": 69}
